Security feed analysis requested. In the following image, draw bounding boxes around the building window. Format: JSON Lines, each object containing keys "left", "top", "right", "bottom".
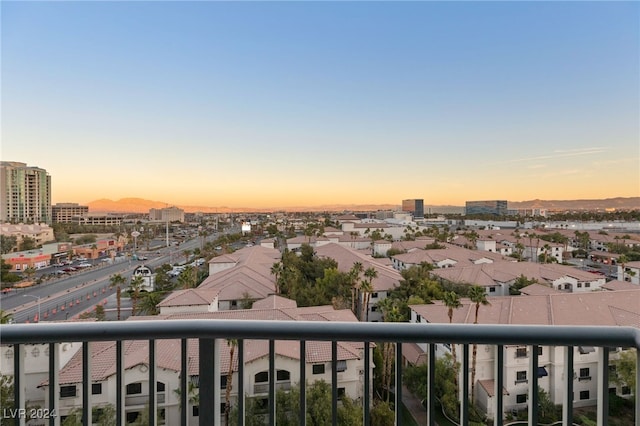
{"left": 192, "top": 406, "right": 199, "bottom": 417}
{"left": 622, "top": 386, "right": 630, "bottom": 395}
{"left": 157, "top": 382, "right": 165, "bottom": 392}
{"left": 126, "top": 382, "right": 142, "bottom": 395}
{"left": 336, "top": 360, "right": 347, "bottom": 372}
{"left": 92, "top": 383, "right": 102, "bottom": 395}
{"left": 516, "top": 347, "right": 527, "bottom": 358}
{"left": 516, "top": 371, "right": 527, "bottom": 383}
{"left": 580, "top": 390, "right": 590, "bottom": 400}
{"left": 489, "top": 287, "right": 496, "bottom": 293}
{"left": 577, "top": 283, "right": 582, "bottom": 288}
{"left": 313, "top": 364, "right": 325, "bottom": 375}
{"left": 220, "top": 375, "right": 227, "bottom": 389}
{"left": 276, "top": 370, "right": 290, "bottom": 381}
{"left": 255, "top": 372, "right": 269, "bottom": 383}
{"left": 371, "top": 292, "right": 378, "bottom": 298}
{"left": 126, "top": 412, "right": 140, "bottom": 423}
{"left": 585, "top": 283, "right": 590, "bottom": 288}
{"left": 579, "top": 367, "right": 590, "bottom": 380}
{"left": 537, "top": 346, "right": 543, "bottom": 356}
{"left": 338, "top": 388, "right": 346, "bottom": 397}
{"left": 60, "top": 385, "right": 77, "bottom": 398}
{"left": 516, "top": 394, "right": 527, "bottom": 404}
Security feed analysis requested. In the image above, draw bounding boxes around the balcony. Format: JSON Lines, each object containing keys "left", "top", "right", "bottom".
{"left": 1, "top": 320, "right": 639, "bottom": 426}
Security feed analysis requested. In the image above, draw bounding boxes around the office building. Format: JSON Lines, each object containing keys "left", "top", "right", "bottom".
{"left": 149, "top": 206, "right": 185, "bottom": 223}
{"left": 0, "top": 161, "right": 52, "bottom": 224}
{"left": 402, "top": 199, "right": 424, "bottom": 219}
{"left": 52, "top": 203, "right": 89, "bottom": 223}
{"left": 465, "top": 200, "right": 508, "bottom": 216}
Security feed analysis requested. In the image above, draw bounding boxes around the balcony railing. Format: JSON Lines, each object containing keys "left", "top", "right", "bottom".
{"left": 1, "top": 320, "right": 639, "bottom": 426}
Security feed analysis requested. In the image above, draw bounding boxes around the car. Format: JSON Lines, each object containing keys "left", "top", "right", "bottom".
{"left": 138, "top": 256, "right": 148, "bottom": 261}
{"left": 63, "top": 267, "right": 76, "bottom": 273}
{"left": 53, "top": 270, "right": 67, "bottom": 275}
{"left": 77, "top": 263, "right": 92, "bottom": 268}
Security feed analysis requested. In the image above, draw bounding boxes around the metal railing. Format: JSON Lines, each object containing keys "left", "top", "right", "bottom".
{"left": 1, "top": 320, "right": 639, "bottom": 426}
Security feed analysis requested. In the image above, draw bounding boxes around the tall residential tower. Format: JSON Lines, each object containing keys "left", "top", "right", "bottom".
{"left": 401, "top": 199, "right": 424, "bottom": 219}
{"left": 0, "top": 161, "right": 52, "bottom": 224}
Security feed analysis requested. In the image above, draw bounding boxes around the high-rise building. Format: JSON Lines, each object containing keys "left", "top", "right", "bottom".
{"left": 52, "top": 203, "right": 89, "bottom": 223}
{"left": 465, "top": 200, "right": 508, "bottom": 216}
{"left": 0, "top": 161, "right": 52, "bottom": 224}
{"left": 149, "top": 206, "right": 185, "bottom": 223}
{"left": 401, "top": 199, "right": 424, "bottom": 219}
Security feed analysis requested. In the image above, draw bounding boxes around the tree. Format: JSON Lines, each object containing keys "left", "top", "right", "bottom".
{"left": 224, "top": 339, "right": 238, "bottom": 426}
{"left": 618, "top": 254, "right": 629, "bottom": 281}
{"left": 178, "top": 266, "right": 197, "bottom": 290}
{"left": 182, "top": 249, "right": 192, "bottom": 264}
{"left": 370, "top": 401, "right": 394, "bottom": 426}
{"left": 0, "top": 309, "right": 13, "bottom": 324}
{"left": 137, "top": 291, "right": 164, "bottom": 316}
{"left": 613, "top": 349, "right": 637, "bottom": 395}
{"left": 0, "top": 374, "right": 14, "bottom": 410}
{"left": 468, "top": 285, "right": 490, "bottom": 401}
{"left": 270, "top": 261, "right": 283, "bottom": 294}
{"left": 129, "top": 275, "right": 145, "bottom": 316}
{"left": 109, "top": 274, "right": 126, "bottom": 321}
{"left": 360, "top": 267, "right": 378, "bottom": 322}
{"left": 443, "top": 291, "right": 462, "bottom": 366}
{"left": 18, "top": 236, "right": 37, "bottom": 251}
{"left": 349, "top": 262, "right": 364, "bottom": 315}
{"left": 0, "top": 235, "right": 17, "bottom": 254}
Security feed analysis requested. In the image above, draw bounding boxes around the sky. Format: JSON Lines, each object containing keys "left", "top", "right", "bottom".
{"left": 2, "top": 1, "right": 639, "bottom": 209}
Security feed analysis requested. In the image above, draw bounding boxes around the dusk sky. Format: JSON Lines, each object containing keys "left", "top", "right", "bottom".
{"left": 2, "top": 1, "right": 638, "bottom": 209}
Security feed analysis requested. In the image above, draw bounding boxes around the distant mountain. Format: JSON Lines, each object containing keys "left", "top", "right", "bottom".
{"left": 86, "top": 197, "right": 639, "bottom": 214}
{"left": 508, "top": 197, "right": 639, "bottom": 211}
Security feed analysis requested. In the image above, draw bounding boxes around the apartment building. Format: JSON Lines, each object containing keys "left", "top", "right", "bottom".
{"left": 0, "top": 161, "right": 52, "bottom": 224}
{"left": 409, "top": 289, "right": 640, "bottom": 419}
{"left": 36, "top": 298, "right": 372, "bottom": 425}
{"left": 52, "top": 203, "right": 89, "bottom": 223}
{"left": 149, "top": 206, "right": 185, "bottom": 223}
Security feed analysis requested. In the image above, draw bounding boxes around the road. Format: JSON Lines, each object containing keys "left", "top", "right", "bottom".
{"left": 1, "top": 233, "right": 220, "bottom": 323}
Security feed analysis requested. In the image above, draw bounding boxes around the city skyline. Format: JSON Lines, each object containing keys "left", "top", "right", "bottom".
{"left": 2, "top": 1, "right": 638, "bottom": 209}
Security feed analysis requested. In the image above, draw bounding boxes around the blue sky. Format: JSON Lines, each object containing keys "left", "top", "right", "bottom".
{"left": 2, "top": 1, "right": 638, "bottom": 208}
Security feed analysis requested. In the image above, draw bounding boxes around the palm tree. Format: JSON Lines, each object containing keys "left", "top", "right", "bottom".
{"left": 443, "top": 291, "right": 462, "bottom": 366}
{"left": 224, "top": 339, "right": 237, "bottom": 426}
{"left": 109, "top": 274, "right": 126, "bottom": 321}
{"left": 349, "top": 262, "right": 363, "bottom": 315}
{"left": 137, "top": 292, "right": 164, "bottom": 316}
{"left": 618, "top": 254, "right": 629, "bottom": 281}
{"left": 361, "top": 268, "right": 378, "bottom": 322}
{"left": 129, "top": 275, "right": 145, "bottom": 316}
{"left": 182, "top": 249, "right": 192, "bottom": 265}
{"left": 468, "top": 286, "right": 490, "bottom": 401}
{"left": 270, "top": 261, "right": 283, "bottom": 294}
{"left": 23, "top": 266, "right": 37, "bottom": 282}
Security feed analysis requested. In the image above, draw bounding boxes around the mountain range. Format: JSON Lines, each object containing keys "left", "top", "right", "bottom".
{"left": 85, "top": 197, "right": 639, "bottom": 214}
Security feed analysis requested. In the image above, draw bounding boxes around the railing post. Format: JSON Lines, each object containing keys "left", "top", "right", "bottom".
{"left": 149, "top": 339, "right": 157, "bottom": 426}
{"left": 14, "top": 344, "right": 26, "bottom": 426}
{"left": 299, "top": 340, "right": 306, "bottom": 426}
{"left": 636, "top": 348, "right": 640, "bottom": 426}
{"left": 116, "top": 341, "right": 124, "bottom": 426}
{"left": 181, "top": 339, "right": 187, "bottom": 426}
{"left": 461, "top": 344, "right": 469, "bottom": 426}
{"left": 199, "top": 338, "right": 216, "bottom": 426}
{"left": 597, "top": 347, "right": 609, "bottom": 425}
{"left": 528, "top": 345, "right": 538, "bottom": 426}
{"left": 364, "top": 341, "right": 370, "bottom": 426}
{"left": 82, "top": 342, "right": 91, "bottom": 426}
{"left": 494, "top": 345, "right": 503, "bottom": 426}
{"left": 237, "top": 339, "right": 245, "bottom": 426}
{"left": 332, "top": 341, "right": 338, "bottom": 426}
{"left": 428, "top": 343, "right": 436, "bottom": 426}
{"left": 48, "top": 343, "right": 60, "bottom": 426}
{"left": 563, "top": 346, "right": 574, "bottom": 426}
{"left": 268, "top": 339, "right": 276, "bottom": 425}
{"left": 395, "top": 342, "right": 403, "bottom": 426}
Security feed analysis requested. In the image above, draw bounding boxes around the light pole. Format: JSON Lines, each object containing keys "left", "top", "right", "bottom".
{"left": 23, "top": 294, "right": 41, "bottom": 323}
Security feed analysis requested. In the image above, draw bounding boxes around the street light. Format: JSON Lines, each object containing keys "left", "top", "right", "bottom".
{"left": 23, "top": 294, "right": 41, "bottom": 323}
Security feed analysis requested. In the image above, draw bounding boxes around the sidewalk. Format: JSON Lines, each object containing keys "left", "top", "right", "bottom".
{"left": 402, "top": 384, "right": 429, "bottom": 425}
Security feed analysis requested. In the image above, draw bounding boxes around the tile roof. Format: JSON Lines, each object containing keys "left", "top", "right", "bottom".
{"left": 157, "top": 289, "right": 219, "bottom": 307}
{"left": 314, "top": 243, "right": 402, "bottom": 291}
{"left": 410, "top": 290, "right": 640, "bottom": 327}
